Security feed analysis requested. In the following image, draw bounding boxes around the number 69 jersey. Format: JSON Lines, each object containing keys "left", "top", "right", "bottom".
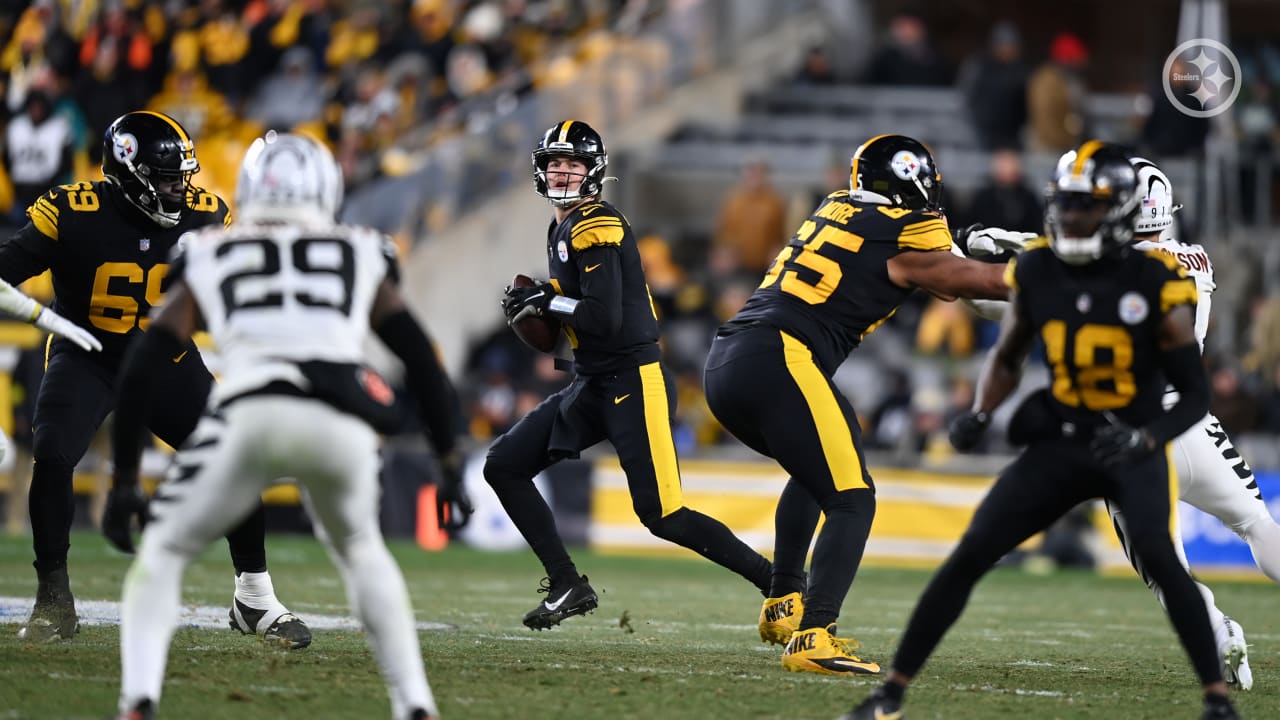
{"left": 171, "top": 220, "right": 398, "bottom": 400}
{"left": 1006, "top": 241, "right": 1199, "bottom": 430}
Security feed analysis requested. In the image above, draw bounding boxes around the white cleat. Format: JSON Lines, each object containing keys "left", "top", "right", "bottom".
{"left": 1221, "top": 617, "right": 1252, "bottom": 691}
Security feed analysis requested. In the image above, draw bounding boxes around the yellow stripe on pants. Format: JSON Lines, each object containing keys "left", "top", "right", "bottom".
{"left": 780, "top": 331, "right": 867, "bottom": 491}
{"left": 638, "top": 362, "right": 683, "bottom": 516}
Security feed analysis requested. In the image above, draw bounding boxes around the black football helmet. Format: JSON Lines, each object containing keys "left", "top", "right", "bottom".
{"left": 532, "top": 120, "right": 607, "bottom": 208}
{"left": 102, "top": 111, "right": 200, "bottom": 228}
{"left": 849, "top": 134, "right": 943, "bottom": 212}
{"left": 1045, "top": 140, "right": 1140, "bottom": 265}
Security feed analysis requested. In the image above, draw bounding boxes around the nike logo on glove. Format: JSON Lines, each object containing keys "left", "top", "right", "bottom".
{"left": 543, "top": 589, "right": 573, "bottom": 611}
{"left": 584, "top": 264, "right": 601, "bottom": 272}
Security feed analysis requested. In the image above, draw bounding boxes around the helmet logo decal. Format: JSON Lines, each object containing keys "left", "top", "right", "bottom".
{"left": 890, "top": 150, "right": 921, "bottom": 180}
{"left": 113, "top": 132, "right": 138, "bottom": 165}
{"left": 1118, "top": 292, "right": 1149, "bottom": 325}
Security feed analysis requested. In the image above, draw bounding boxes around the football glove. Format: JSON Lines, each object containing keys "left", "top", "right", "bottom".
{"left": 34, "top": 306, "right": 103, "bottom": 352}
{"left": 1091, "top": 413, "right": 1156, "bottom": 469}
{"left": 102, "top": 484, "right": 149, "bottom": 554}
{"left": 966, "top": 226, "right": 1038, "bottom": 257}
{"left": 437, "top": 449, "right": 474, "bottom": 532}
{"left": 949, "top": 410, "right": 990, "bottom": 451}
{"left": 502, "top": 282, "right": 555, "bottom": 323}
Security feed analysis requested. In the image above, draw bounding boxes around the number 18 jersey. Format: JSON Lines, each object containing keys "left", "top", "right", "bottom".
{"left": 172, "top": 220, "right": 398, "bottom": 399}
{"left": 723, "top": 191, "right": 953, "bottom": 374}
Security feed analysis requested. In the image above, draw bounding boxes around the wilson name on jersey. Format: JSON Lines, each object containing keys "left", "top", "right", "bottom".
{"left": 546, "top": 200, "right": 661, "bottom": 374}
{"left": 7, "top": 180, "right": 230, "bottom": 358}
{"left": 1133, "top": 234, "right": 1214, "bottom": 350}
{"left": 725, "top": 191, "right": 953, "bottom": 373}
{"left": 173, "top": 221, "right": 398, "bottom": 401}
{"left": 1007, "top": 242, "right": 1198, "bottom": 430}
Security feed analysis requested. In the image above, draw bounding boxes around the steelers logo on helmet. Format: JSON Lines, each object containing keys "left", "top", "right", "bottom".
{"left": 113, "top": 132, "right": 139, "bottom": 165}
{"left": 891, "top": 150, "right": 922, "bottom": 180}
{"left": 1118, "top": 291, "right": 1149, "bottom": 325}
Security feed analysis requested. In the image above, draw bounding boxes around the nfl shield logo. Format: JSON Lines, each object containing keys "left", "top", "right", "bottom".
{"left": 139, "top": 238, "right": 150, "bottom": 251}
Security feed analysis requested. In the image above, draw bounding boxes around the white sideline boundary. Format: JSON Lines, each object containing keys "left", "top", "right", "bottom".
{"left": 0, "top": 596, "right": 455, "bottom": 632}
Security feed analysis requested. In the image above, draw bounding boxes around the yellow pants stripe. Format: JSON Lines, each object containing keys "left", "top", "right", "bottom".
{"left": 1166, "top": 443, "right": 1179, "bottom": 538}
{"left": 780, "top": 331, "right": 867, "bottom": 491}
{"left": 638, "top": 362, "right": 683, "bottom": 516}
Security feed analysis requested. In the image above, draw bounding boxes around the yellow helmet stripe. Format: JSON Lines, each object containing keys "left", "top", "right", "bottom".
{"left": 850, "top": 134, "right": 892, "bottom": 190}
{"left": 557, "top": 120, "right": 575, "bottom": 144}
{"left": 1071, "top": 139, "right": 1106, "bottom": 178}
{"left": 137, "top": 110, "right": 192, "bottom": 146}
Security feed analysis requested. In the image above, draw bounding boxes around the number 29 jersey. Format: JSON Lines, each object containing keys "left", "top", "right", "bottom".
{"left": 172, "top": 220, "right": 398, "bottom": 401}
{"left": 723, "top": 190, "right": 954, "bottom": 374}
{"left": 1007, "top": 242, "right": 1199, "bottom": 429}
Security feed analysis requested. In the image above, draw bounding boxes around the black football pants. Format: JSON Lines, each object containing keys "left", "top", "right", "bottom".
{"left": 890, "top": 439, "right": 1222, "bottom": 686}
{"left": 29, "top": 347, "right": 268, "bottom": 577}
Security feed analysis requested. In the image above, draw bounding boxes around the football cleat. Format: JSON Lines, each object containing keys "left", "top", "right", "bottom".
{"left": 1201, "top": 696, "right": 1241, "bottom": 720}
{"left": 1220, "top": 616, "right": 1252, "bottom": 691}
{"left": 842, "top": 687, "right": 904, "bottom": 720}
{"left": 17, "top": 567, "right": 79, "bottom": 643}
{"left": 758, "top": 591, "right": 803, "bottom": 645}
{"left": 229, "top": 597, "right": 312, "bottom": 650}
{"left": 522, "top": 575, "right": 598, "bottom": 630}
{"left": 116, "top": 698, "right": 156, "bottom": 720}
{"left": 407, "top": 708, "right": 438, "bottom": 720}
{"left": 782, "top": 624, "right": 880, "bottom": 676}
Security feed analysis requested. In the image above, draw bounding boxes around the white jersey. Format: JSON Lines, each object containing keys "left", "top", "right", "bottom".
{"left": 1134, "top": 231, "right": 1214, "bottom": 350}
{"left": 173, "top": 219, "right": 398, "bottom": 404}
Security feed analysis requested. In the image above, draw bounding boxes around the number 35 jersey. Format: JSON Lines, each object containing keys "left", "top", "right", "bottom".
{"left": 1007, "top": 242, "right": 1198, "bottom": 430}
{"left": 0, "top": 180, "right": 230, "bottom": 363}
{"left": 723, "top": 190, "right": 953, "bottom": 374}
{"left": 172, "top": 220, "right": 397, "bottom": 399}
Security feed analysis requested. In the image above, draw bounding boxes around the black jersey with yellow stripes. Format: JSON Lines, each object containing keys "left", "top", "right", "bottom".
{"left": 0, "top": 179, "right": 231, "bottom": 361}
{"left": 547, "top": 200, "right": 661, "bottom": 375}
{"left": 724, "top": 191, "right": 953, "bottom": 374}
{"left": 1008, "top": 241, "right": 1198, "bottom": 429}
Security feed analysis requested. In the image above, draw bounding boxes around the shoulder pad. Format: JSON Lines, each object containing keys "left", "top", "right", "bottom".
{"left": 894, "top": 210, "right": 951, "bottom": 251}
{"left": 569, "top": 202, "right": 625, "bottom": 251}
{"left": 186, "top": 187, "right": 233, "bottom": 226}
{"left": 1142, "top": 248, "right": 1187, "bottom": 276}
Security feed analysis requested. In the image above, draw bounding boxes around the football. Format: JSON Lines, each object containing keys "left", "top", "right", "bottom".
{"left": 509, "top": 274, "right": 562, "bottom": 353}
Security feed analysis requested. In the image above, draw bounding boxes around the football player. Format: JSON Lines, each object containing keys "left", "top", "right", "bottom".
{"left": 1104, "top": 156, "right": 1280, "bottom": 690}
{"left": 493, "top": 120, "right": 773, "bottom": 629}
{"left": 0, "top": 111, "right": 309, "bottom": 647}
{"left": 703, "top": 134, "right": 1013, "bottom": 675}
{"left": 108, "top": 132, "right": 458, "bottom": 720}
{"left": 848, "top": 141, "right": 1238, "bottom": 720}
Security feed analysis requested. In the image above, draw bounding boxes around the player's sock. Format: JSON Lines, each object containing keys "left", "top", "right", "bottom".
{"left": 645, "top": 507, "right": 772, "bottom": 593}
{"left": 770, "top": 478, "right": 820, "bottom": 598}
{"left": 120, "top": 542, "right": 188, "bottom": 711}
{"left": 225, "top": 504, "right": 268, "bottom": 574}
{"left": 799, "top": 489, "right": 875, "bottom": 630}
{"left": 331, "top": 533, "right": 437, "bottom": 718}
{"left": 234, "top": 570, "right": 281, "bottom": 608}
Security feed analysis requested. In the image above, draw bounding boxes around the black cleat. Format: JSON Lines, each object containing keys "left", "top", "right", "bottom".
{"left": 229, "top": 597, "right": 313, "bottom": 650}
{"left": 843, "top": 688, "right": 904, "bottom": 720}
{"left": 522, "top": 575, "right": 598, "bottom": 630}
{"left": 1202, "top": 697, "right": 1241, "bottom": 720}
{"left": 17, "top": 567, "right": 79, "bottom": 643}
{"left": 408, "top": 709, "right": 438, "bottom": 720}
{"left": 116, "top": 698, "right": 156, "bottom": 720}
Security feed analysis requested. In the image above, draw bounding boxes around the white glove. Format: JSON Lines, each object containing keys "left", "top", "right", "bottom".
{"left": 35, "top": 306, "right": 103, "bottom": 352}
{"left": 966, "top": 227, "right": 1038, "bottom": 257}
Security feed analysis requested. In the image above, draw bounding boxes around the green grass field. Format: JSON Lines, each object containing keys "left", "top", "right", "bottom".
{"left": 0, "top": 531, "right": 1276, "bottom": 719}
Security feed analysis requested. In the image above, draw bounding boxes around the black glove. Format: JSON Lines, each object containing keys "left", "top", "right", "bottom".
{"left": 437, "top": 449, "right": 474, "bottom": 532}
{"left": 949, "top": 410, "right": 990, "bottom": 451}
{"left": 1090, "top": 413, "right": 1156, "bottom": 468}
{"left": 952, "top": 223, "right": 984, "bottom": 256}
{"left": 102, "top": 484, "right": 149, "bottom": 554}
{"left": 502, "top": 282, "right": 555, "bottom": 321}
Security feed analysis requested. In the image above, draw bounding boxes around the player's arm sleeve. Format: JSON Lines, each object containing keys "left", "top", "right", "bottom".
{"left": 374, "top": 307, "right": 458, "bottom": 457}
{"left": 1144, "top": 271, "right": 1207, "bottom": 444}
{"left": 111, "top": 323, "right": 190, "bottom": 481}
{"left": 558, "top": 244, "right": 622, "bottom": 334}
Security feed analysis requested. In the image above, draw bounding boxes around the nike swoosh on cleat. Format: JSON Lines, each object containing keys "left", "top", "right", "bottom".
{"left": 874, "top": 708, "right": 903, "bottom": 720}
{"left": 543, "top": 589, "right": 573, "bottom": 611}
{"left": 584, "top": 264, "right": 601, "bottom": 272}
{"left": 815, "top": 657, "right": 881, "bottom": 674}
